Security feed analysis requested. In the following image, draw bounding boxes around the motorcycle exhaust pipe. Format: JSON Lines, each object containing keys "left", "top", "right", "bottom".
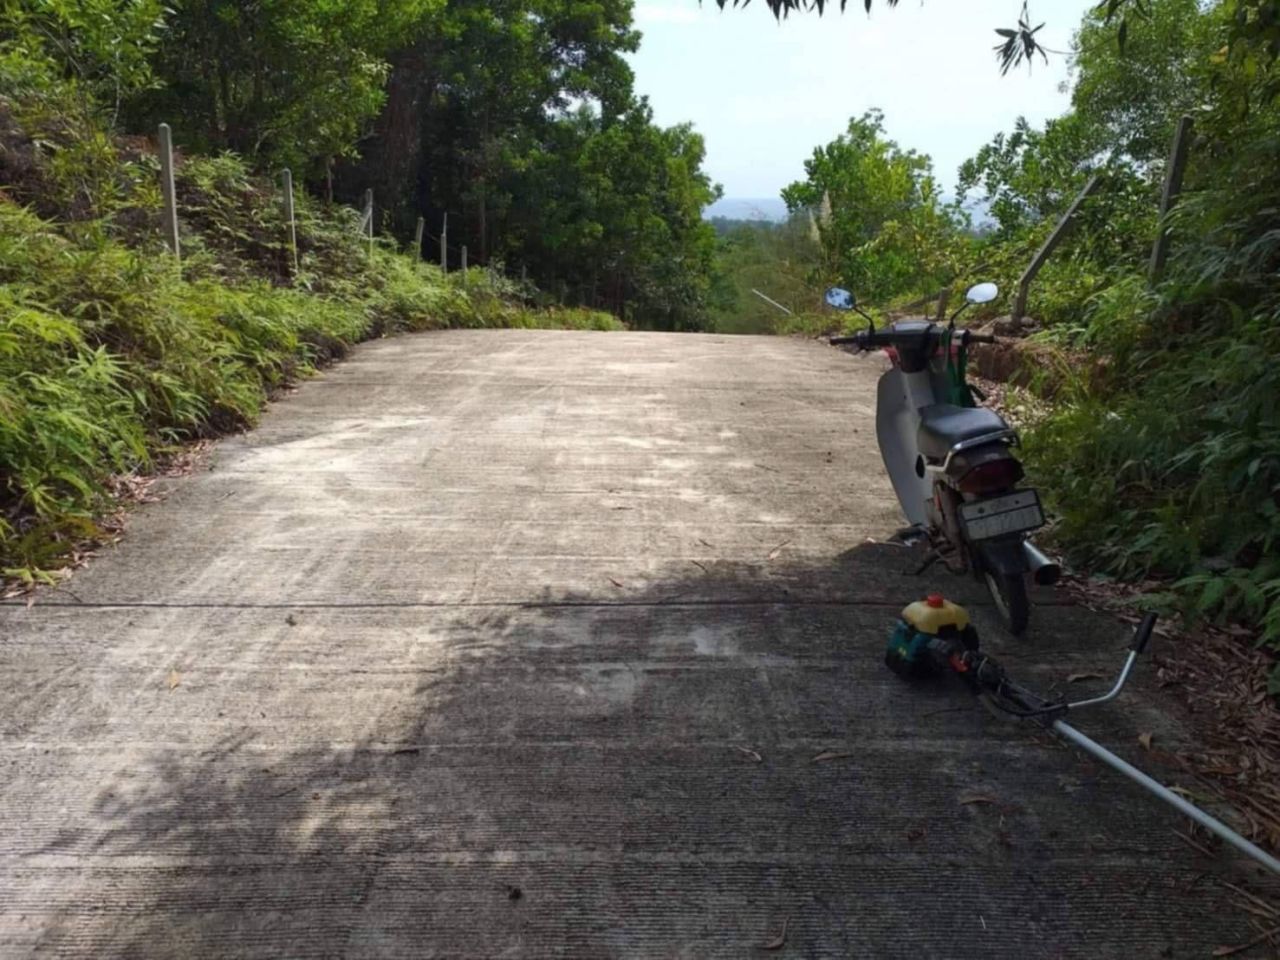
{"left": 1023, "top": 541, "right": 1061, "bottom": 586}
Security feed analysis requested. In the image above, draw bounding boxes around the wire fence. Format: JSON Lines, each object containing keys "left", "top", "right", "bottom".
{"left": 154, "top": 122, "right": 526, "bottom": 290}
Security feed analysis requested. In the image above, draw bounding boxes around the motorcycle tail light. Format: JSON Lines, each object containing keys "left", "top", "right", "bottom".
{"left": 957, "top": 458, "right": 1023, "bottom": 494}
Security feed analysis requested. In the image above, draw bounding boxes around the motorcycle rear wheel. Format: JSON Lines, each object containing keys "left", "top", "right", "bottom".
{"left": 984, "top": 569, "right": 1030, "bottom": 636}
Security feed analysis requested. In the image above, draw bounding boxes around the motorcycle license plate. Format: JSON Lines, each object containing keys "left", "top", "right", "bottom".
{"left": 961, "top": 490, "right": 1045, "bottom": 541}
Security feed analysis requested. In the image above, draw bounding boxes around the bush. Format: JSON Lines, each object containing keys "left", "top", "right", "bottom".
{"left": 1023, "top": 124, "right": 1280, "bottom": 683}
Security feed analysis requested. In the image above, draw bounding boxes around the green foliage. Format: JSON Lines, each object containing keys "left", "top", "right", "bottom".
{"left": 499, "top": 101, "right": 720, "bottom": 330}
{"left": 1015, "top": 0, "right": 1280, "bottom": 669}
{"left": 5, "top": 0, "right": 714, "bottom": 329}
{"left": 705, "top": 216, "right": 824, "bottom": 334}
{"left": 783, "top": 110, "right": 964, "bottom": 304}
{"left": 123, "top": 0, "right": 436, "bottom": 172}
{"left": 0, "top": 0, "right": 167, "bottom": 112}
{"left": 338, "top": 0, "right": 720, "bottom": 330}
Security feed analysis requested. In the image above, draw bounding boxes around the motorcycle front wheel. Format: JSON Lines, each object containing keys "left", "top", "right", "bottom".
{"left": 984, "top": 570, "right": 1030, "bottom": 636}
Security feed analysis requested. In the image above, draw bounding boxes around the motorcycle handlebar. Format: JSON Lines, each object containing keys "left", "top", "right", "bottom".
{"left": 828, "top": 329, "right": 997, "bottom": 350}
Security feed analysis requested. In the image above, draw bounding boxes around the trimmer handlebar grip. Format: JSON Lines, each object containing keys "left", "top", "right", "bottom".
{"left": 1131, "top": 613, "right": 1158, "bottom": 654}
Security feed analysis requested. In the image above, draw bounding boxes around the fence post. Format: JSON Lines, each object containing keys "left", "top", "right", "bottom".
{"left": 413, "top": 216, "right": 424, "bottom": 260}
{"left": 158, "top": 123, "right": 180, "bottom": 260}
{"left": 461, "top": 244, "right": 468, "bottom": 282}
{"left": 362, "top": 189, "right": 374, "bottom": 259}
{"left": 1149, "top": 115, "right": 1193, "bottom": 284}
{"left": 1012, "top": 173, "right": 1103, "bottom": 320}
{"left": 440, "top": 212, "right": 448, "bottom": 271}
{"left": 281, "top": 168, "right": 298, "bottom": 275}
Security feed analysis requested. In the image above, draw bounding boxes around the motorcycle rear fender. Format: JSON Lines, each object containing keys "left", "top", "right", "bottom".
{"left": 972, "top": 536, "right": 1031, "bottom": 577}
{"left": 947, "top": 442, "right": 1025, "bottom": 484}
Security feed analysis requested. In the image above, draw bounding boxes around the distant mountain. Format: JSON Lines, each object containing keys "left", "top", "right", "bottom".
{"left": 703, "top": 197, "right": 788, "bottom": 223}
{"left": 705, "top": 194, "right": 992, "bottom": 227}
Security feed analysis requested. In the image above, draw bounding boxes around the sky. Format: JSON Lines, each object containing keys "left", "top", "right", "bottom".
{"left": 626, "top": 0, "right": 1096, "bottom": 202}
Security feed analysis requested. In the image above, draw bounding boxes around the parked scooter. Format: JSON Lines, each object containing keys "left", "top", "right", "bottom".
{"left": 826, "top": 282, "right": 1059, "bottom": 634}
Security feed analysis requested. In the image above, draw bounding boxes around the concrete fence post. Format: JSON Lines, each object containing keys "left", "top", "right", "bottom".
{"left": 1012, "top": 173, "right": 1103, "bottom": 320}
{"left": 281, "top": 168, "right": 298, "bottom": 275}
{"left": 362, "top": 189, "right": 374, "bottom": 259}
{"left": 461, "top": 244, "right": 468, "bottom": 281}
{"left": 413, "top": 216, "right": 424, "bottom": 260}
{"left": 157, "top": 123, "right": 180, "bottom": 260}
{"left": 1149, "top": 115, "right": 1194, "bottom": 284}
{"left": 440, "top": 212, "right": 448, "bottom": 271}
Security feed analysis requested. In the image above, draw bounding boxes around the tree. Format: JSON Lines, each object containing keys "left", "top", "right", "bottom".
{"left": 1071, "top": 0, "right": 1220, "bottom": 165}
{"left": 125, "top": 0, "right": 437, "bottom": 173}
{"left": 782, "top": 110, "right": 961, "bottom": 302}
{"left": 1, "top": 0, "right": 168, "bottom": 119}
{"left": 500, "top": 100, "right": 721, "bottom": 329}
{"left": 957, "top": 0, "right": 1228, "bottom": 270}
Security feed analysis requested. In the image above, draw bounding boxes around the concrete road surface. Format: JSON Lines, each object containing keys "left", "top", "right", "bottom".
{"left": 0, "top": 331, "right": 1265, "bottom": 957}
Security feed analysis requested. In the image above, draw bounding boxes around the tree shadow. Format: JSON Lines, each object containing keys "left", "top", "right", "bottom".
{"left": 16, "top": 542, "right": 1266, "bottom": 958}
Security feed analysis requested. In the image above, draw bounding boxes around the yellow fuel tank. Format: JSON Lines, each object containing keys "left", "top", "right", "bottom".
{"left": 902, "top": 594, "right": 970, "bottom": 635}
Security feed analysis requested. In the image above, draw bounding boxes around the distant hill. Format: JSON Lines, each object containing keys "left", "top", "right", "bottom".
{"left": 705, "top": 194, "right": 992, "bottom": 227}
{"left": 703, "top": 197, "right": 788, "bottom": 222}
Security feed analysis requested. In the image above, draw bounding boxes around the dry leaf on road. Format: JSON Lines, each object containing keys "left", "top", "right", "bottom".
{"left": 766, "top": 539, "right": 791, "bottom": 561}
{"left": 1067, "top": 672, "right": 1104, "bottom": 683}
{"left": 734, "top": 746, "right": 763, "bottom": 763}
{"left": 761, "top": 917, "right": 788, "bottom": 951}
{"left": 1138, "top": 732, "right": 1154, "bottom": 751}
{"left": 167, "top": 670, "right": 182, "bottom": 691}
{"left": 1212, "top": 928, "right": 1280, "bottom": 957}
{"left": 812, "top": 750, "right": 855, "bottom": 763}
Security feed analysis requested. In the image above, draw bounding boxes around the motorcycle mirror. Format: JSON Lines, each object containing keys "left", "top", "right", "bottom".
{"left": 825, "top": 287, "right": 856, "bottom": 311}
{"left": 966, "top": 282, "right": 999, "bottom": 305}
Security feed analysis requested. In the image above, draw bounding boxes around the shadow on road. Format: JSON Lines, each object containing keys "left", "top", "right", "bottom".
{"left": 25, "top": 543, "right": 1266, "bottom": 958}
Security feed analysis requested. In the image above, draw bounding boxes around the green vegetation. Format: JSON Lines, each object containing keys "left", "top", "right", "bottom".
{"left": 107, "top": 0, "right": 720, "bottom": 327}
{"left": 711, "top": 0, "right": 1280, "bottom": 675}
{"left": 784, "top": 110, "right": 962, "bottom": 306}
{"left": 970, "top": 0, "right": 1280, "bottom": 678}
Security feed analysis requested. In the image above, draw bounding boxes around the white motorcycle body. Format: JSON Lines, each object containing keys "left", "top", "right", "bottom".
{"left": 874, "top": 362, "right": 951, "bottom": 527}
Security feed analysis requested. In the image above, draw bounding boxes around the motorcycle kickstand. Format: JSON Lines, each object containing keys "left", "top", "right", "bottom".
{"left": 914, "top": 549, "right": 943, "bottom": 576}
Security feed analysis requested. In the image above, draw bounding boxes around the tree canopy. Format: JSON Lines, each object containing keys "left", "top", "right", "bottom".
{"left": 782, "top": 110, "right": 959, "bottom": 302}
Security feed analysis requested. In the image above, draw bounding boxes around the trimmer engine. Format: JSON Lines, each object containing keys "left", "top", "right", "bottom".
{"left": 884, "top": 593, "right": 980, "bottom": 679}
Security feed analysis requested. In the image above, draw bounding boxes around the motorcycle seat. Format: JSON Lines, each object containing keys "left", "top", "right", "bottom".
{"left": 917, "top": 404, "right": 1011, "bottom": 460}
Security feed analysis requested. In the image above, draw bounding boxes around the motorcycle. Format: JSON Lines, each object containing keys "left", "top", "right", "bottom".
{"left": 826, "top": 282, "right": 1059, "bottom": 634}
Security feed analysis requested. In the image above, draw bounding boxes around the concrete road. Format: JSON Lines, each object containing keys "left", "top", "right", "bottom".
{"left": 0, "top": 331, "right": 1262, "bottom": 957}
